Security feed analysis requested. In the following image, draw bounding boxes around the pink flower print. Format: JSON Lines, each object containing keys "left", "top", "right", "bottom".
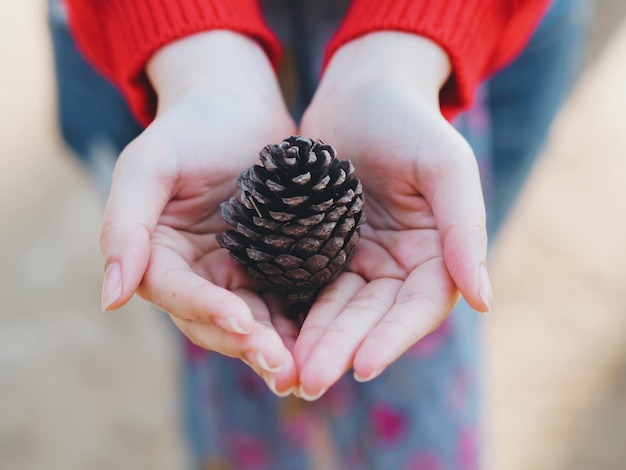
{"left": 457, "top": 427, "right": 479, "bottom": 470}
{"left": 280, "top": 413, "right": 315, "bottom": 448}
{"left": 407, "top": 316, "right": 452, "bottom": 358}
{"left": 370, "top": 402, "right": 408, "bottom": 446}
{"left": 317, "top": 378, "right": 354, "bottom": 415}
{"left": 228, "top": 432, "right": 271, "bottom": 470}
{"left": 404, "top": 451, "right": 443, "bottom": 470}
{"left": 183, "top": 337, "right": 209, "bottom": 363}
{"left": 237, "top": 368, "right": 267, "bottom": 397}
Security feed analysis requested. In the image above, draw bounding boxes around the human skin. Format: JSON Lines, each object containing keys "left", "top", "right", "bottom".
{"left": 296, "top": 32, "right": 490, "bottom": 398}
{"left": 99, "top": 30, "right": 491, "bottom": 400}
{"left": 99, "top": 31, "right": 299, "bottom": 396}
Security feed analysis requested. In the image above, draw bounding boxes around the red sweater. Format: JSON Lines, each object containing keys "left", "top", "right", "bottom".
{"left": 64, "top": 0, "right": 550, "bottom": 126}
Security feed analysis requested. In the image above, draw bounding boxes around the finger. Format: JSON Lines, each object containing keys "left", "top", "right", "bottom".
{"left": 262, "top": 291, "right": 300, "bottom": 353}
{"left": 352, "top": 257, "right": 458, "bottom": 381}
{"left": 139, "top": 244, "right": 254, "bottom": 333}
{"left": 174, "top": 317, "right": 297, "bottom": 396}
{"left": 297, "top": 278, "right": 400, "bottom": 401}
{"left": 293, "top": 273, "right": 365, "bottom": 367}
{"left": 418, "top": 127, "right": 491, "bottom": 312}
{"left": 171, "top": 290, "right": 298, "bottom": 396}
{"left": 246, "top": 290, "right": 299, "bottom": 396}
{"left": 99, "top": 138, "right": 174, "bottom": 311}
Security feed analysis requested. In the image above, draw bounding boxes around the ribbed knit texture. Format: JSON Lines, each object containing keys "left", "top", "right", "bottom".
{"left": 325, "top": 0, "right": 551, "bottom": 120}
{"left": 65, "top": 0, "right": 550, "bottom": 125}
{"left": 64, "top": 0, "right": 281, "bottom": 126}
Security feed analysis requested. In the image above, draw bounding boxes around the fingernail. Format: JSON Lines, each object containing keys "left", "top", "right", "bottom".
{"left": 254, "top": 351, "right": 284, "bottom": 373}
{"left": 478, "top": 263, "right": 493, "bottom": 313}
{"left": 266, "top": 377, "right": 292, "bottom": 398}
{"left": 101, "top": 262, "right": 122, "bottom": 311}
{"left": 298, "top": 387, "right": 327, "bottom": 402}
{"left": 215, "top": 316, "right": 250, "bottom": 335}
{"left": 354, "top": 367, "right": 384, "bottom": 383}
{"left": 230, "top": 317, "right": 252, "bottom": 334}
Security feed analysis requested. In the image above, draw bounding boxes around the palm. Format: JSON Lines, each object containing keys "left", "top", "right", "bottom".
{"left": 102, "top": 89, "right": 301, "bottom": 392}
{"left": 348, "top": 156, "right": 441, "bottom": 282}
{"left": 293, "top": 84, "right": 483, "bottom": 397}
{"left": 144, "top": 99, "right": 263, "bottom": 289}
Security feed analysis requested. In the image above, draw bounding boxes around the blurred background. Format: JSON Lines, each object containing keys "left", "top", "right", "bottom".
{"left": 0, "top": 1, "right": 625, "bottom": 469}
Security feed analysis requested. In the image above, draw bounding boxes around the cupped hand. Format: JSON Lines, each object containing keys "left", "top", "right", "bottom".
{"left": 99, "top": 32, "right": 298, "bottom": 395}
{"left": 294, "top": 33, "right": 492, "bottom": 399}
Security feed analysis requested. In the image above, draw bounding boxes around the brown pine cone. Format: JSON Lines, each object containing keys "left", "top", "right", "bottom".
{"left": 216, "top": 135, "right": 364, "bottom": 323}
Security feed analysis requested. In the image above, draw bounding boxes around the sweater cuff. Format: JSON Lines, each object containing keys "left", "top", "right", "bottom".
{"left": 324, "top": 0, "right": 549, "bottom": 120}
{"left": 66, "top": 0, "right": 281, "bottom": 126}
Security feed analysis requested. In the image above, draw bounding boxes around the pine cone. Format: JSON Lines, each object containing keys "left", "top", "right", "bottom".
{"left": 216, "top": 135, "right": 364, "bottom": 323}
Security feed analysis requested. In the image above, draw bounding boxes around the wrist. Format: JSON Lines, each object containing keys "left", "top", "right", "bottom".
{"left": 147, "top": 31, "right": 280, "bottom": 110}
{"left": 321, "top": 32, "right": 451, "bottom": 106}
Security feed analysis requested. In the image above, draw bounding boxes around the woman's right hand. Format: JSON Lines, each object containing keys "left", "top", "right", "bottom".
{"left": 99, "top": 31, "right": 299, "bottom": 396}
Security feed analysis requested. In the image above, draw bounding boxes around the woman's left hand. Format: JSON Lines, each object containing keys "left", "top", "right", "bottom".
{"left": 292, "top": 33, "right": 491, "bottom": 400}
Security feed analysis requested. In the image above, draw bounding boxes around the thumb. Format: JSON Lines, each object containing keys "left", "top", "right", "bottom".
{"left": 419, "top": 130, "right": 492, "bottom": 313}
{"left": 99, "top": 139, "right": 174, "bottom": 311}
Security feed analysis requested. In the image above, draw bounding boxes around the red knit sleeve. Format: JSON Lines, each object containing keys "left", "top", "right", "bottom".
{"left": 63, "top": 0, "right": 282, "bottom": 126}
{"left": 325, "top": 0, "right": 551, "bottom": 121}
